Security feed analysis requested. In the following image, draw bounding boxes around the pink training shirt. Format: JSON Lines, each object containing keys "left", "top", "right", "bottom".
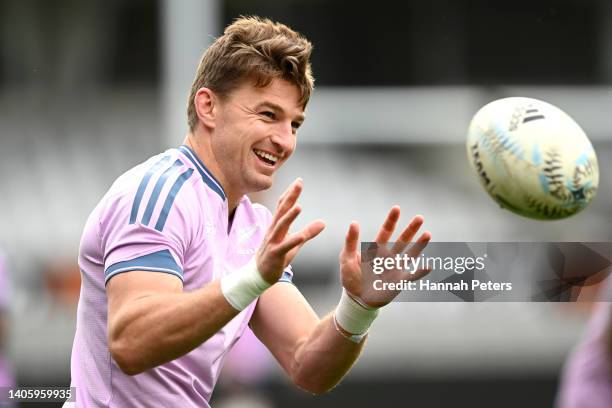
{"left": 556, "top": 280, "right": 612, "bottom": 408}
{"left": 67, "top": 145, "right": 291, "bottom": 407}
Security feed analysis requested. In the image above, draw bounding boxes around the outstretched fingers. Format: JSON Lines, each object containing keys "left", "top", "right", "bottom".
{"left": 269, "top": 204, "right": 302, "bottom": 243}
{"left": 405, "top": 230, "right": 432, "bottom": 258}
{"left": 300, "top": 220, "right": 326, "bottom": 244}
{"left": 344, "top": 222, "right": 360, "bottom": 255}
{"left": 277, "top": 220, "right": 326, "bottom": 254}
{"left": 390, "top": 215, "right": 424, "bottom": 255}
{"left": 271, "top": 178, "right": 303, "bottom": 226}
{"left": 374, "top": 206, "right": 401, "bottom": 245}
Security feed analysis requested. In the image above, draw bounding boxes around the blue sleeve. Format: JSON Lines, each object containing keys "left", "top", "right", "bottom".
{"left": 105, "top": 249, "right": 182, "bottom": 284}
{"left": 278, "top": 265, "right": 294, "bottom": 283}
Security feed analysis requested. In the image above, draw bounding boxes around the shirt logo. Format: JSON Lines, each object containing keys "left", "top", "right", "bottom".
{"left": 205, "top": 222, "right": 216, "bottom": 236}
{"left": 237, "top": 224, "right": 261, "bottom": 255}
{"left": 238, "top": 224, "right": 260, "bottom": 244}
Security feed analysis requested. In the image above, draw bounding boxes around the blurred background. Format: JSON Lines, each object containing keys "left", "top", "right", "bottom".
{"left": 0, "top": 0, "right": 610, "bottom": 406}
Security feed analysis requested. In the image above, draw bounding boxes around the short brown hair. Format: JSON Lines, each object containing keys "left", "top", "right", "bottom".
{"left": 187, "top": 16, "right": 314, "bottom": 131}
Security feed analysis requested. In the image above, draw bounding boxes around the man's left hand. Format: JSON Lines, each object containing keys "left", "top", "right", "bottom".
{"left": 339, "top": 206, "right": 431, "bottom": 308}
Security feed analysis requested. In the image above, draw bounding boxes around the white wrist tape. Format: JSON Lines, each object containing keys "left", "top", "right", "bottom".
{"left": 220, "top": 258, "right": 271, "bottom": 311}
{"left": 334, "top": 289, "right": 379, "bottom": 336}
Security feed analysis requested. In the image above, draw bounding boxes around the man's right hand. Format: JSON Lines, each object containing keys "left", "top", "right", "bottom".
{"left": 256, "top": 178, "right": 326, "bottom": 284}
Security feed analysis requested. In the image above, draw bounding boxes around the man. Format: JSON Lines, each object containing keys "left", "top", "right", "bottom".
{"left": 556, "top": 282, "right": 612, "bottom": 407}
{"left": 67, "top": 16, "right": 430, "bottom": 407}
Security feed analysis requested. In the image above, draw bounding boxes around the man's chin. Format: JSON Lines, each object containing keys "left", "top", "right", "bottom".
{"left": 248, "top": 174, "right": 274, "bottom": 193}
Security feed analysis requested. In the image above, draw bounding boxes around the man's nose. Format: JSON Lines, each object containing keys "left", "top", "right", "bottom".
{"left": 270, "top": 121, "right": 295, "bottom": 150}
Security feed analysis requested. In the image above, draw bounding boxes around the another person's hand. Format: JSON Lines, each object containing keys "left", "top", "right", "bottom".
{"left": 256, "top": 179, "right": 325, "bottom": 284}
{"left": 339, "top": 206, "right": 431, "bottom": 308}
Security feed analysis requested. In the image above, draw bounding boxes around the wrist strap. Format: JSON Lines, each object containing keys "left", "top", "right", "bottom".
{"left": 220, "top": 258, "right": 271, "bottom": 311}
{"left": 334, "top": 289, "right": 379, "bottom": 339}
{"left": 333, "top": 314, "right": 367, "bottom": 344}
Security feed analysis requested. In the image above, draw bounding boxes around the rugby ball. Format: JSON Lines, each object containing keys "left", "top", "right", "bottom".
{"left": 466, "top": 97, "right": 598, "bottom": 220}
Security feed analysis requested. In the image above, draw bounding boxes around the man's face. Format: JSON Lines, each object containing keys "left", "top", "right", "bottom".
{"left": 211, "top": 78, "right": 305, "bottom": 196}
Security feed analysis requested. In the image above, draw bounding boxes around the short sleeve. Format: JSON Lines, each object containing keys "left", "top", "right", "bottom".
{"left": 100, "top": 159, "right": 198, "bottom": 284}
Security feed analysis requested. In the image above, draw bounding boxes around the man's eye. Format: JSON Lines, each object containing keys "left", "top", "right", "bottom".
{"left": 261, "top": 111, "right": 275, "bottom": 119}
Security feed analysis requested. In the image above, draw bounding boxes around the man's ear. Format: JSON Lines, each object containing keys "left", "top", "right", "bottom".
{"left": 194, "top": 87, "right": 217, "bottom": 129}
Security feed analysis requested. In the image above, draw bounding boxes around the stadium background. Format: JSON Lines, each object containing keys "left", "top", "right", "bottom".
{"left": 0, "top": 0, "right": 611, "bottom": 406}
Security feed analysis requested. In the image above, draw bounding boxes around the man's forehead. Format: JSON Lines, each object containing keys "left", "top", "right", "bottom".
{"left": 237, "top": 78, "right": 304, "bottom": 117}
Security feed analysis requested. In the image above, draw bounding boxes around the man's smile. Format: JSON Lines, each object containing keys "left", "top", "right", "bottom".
{"left": 253, "top": 148, "right": 280, "bottom": 167}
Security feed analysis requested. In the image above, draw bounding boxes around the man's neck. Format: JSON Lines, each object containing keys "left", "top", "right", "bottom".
{"left": 182, "top": 133, "right": 242, "bottom": 213}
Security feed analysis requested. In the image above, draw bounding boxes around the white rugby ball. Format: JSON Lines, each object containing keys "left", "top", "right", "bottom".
{"left": 466, "top": 97, "right": 598, "bottom": 220}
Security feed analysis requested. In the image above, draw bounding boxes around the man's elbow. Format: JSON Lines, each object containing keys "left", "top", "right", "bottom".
{"left": 292, "top": 374, "right": 335, "bottom": 396}
{"left": 109, "top": 337, "right": 146, "bottom": 376}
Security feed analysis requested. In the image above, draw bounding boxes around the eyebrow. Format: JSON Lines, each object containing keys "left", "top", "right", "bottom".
{"left": 255, "top": 101, "right": 305, "bottom": 124}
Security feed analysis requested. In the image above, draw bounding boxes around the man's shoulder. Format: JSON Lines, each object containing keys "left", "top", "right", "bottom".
{"left": 99, "top": 148, "right": 201, "bottom": 231}
{"left": 107, "top": 150, "right": 178, "bottom": 194}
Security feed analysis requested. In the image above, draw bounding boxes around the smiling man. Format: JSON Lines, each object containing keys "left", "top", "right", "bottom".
{"left": 66, "top": 16, "right": 430, "bottom": 407}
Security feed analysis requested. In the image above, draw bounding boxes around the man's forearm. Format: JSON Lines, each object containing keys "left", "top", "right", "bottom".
{"left": 109, "top": 280, "right": 238, "bottom": 375}
{"left": 290, "top": 313, "right": 366, "bottom": 394}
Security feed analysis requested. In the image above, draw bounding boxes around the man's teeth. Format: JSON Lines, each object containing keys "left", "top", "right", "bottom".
{"left": 254, "top": 149, "right": 279, "bottom": 164}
